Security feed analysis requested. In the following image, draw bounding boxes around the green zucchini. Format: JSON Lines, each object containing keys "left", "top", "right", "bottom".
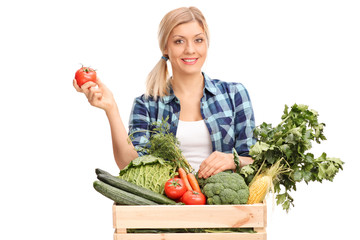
{"left": 97, "top": 173, "right": 177, "bottom": 205}
{"left": 93, "top": 181, "right": 158, "bottom": 205}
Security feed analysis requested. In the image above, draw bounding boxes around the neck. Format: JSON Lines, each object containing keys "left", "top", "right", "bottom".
{"left": 171, "top": 72, "right": 204, "bottom": 95}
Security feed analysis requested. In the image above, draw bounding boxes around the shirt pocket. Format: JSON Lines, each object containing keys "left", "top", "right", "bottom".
{"left": 216, "top": 116, "right": 235, "bottom": 145}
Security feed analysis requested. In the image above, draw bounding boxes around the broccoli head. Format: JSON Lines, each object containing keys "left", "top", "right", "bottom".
{"left": 201, "top": 171, "right": 249, "bottom": 204}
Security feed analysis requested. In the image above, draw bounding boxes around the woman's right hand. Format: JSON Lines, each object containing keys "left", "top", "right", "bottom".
{"left": 73, "top": 78, "right": 116, "bottom": 113}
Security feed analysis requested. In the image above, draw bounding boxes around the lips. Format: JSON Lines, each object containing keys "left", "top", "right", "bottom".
{"left": 181, "top": 58, "right": 198, "bottom": 65}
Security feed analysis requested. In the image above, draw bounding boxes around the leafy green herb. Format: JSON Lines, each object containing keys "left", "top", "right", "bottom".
{"left": 242, "top": 104, "right": 344, "bottom": 212}
{"left": 129, "top": 116, "right": 193, "bottom": 173}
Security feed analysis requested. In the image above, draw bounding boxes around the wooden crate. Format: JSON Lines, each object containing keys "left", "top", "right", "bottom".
{"left": 112, "top": 202, "right": 267, "bottom": 240}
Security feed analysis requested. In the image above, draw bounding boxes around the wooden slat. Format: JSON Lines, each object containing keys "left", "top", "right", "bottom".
{"left": 114, "top": 232, "right": 266, "bottom": 240}
{"left": 113, "top": 204, "right": 266, "bottom": 229}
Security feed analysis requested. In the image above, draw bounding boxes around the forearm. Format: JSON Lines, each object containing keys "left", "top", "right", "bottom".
{"left": 239, "top": 156, "right": 254, "bottom": 168}
{"left": 228, "top": 154, "right": 254, "bottom": 170}
{"left": 105, "top": 104, "right": 138, "bottom": 170}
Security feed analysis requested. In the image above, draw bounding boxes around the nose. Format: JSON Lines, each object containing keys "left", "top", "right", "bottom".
{"left": 185, "top": 41, "right": 195, "bottom": 54}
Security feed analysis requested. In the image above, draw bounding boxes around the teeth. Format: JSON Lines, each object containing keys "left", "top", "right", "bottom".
{"left": 183, "top": 59, "right": 197, "bottom": 62}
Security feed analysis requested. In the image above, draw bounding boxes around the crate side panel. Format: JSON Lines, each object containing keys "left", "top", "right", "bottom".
{"left": 113, "top": 204, "right": 266, "bottom": 229}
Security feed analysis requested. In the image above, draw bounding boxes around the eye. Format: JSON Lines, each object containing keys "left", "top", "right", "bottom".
{"left": 175, "top": 39, "right": 184, "bottom": 44}
{"left": 195, "top": 38, "right": 205, "bottom": 43}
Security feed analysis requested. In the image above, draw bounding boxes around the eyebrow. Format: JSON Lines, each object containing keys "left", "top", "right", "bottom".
{"left": 172, "top": 33, "right": 205, "bottom": 38}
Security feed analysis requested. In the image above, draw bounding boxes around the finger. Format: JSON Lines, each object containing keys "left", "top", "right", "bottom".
{"left": 81, "top": 81, "right": 97, "bottom": 96}
{"left": 198, "top": 152, "right": 217, "bottom": 177}
{"left": 202, "top": 161, "right": 225, "bottom": 179}
{"left": 88, "top": 88, "right": 102, "bottom": 103}
{"left": 81, "top": 81, "right": 97, "bottom": 91}
{"left": 200, "top": 166, "right": 216, "bottom": 179}
{"left": 88, "top": 86, "right": 102, "bottom": 94}
{"left": 89, "top": 92, "right": 103, "bottom": 107}
{"left": 91, "top": 92, "right": 103, "bottom": 103}
{"left": 96, "top": 77, "right": 103, "bottom": 87}
{"left": 73, "top": 79, "right": 82, "bottom": 92}
{"left": 199, "top": 152, "right": 234, "bottom": 178}
{"left": 201, "top": 160, "right": 219, "bottom": 178}
{"left": 211, "top": 165, "right": 227, "bottom": 177}
{"left": 199, "top": 152, "right": 216, "bottom": 169}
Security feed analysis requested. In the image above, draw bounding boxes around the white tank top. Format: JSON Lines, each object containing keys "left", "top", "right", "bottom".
{"left": 176, "top": 120, "right": 213, "bottom": 173}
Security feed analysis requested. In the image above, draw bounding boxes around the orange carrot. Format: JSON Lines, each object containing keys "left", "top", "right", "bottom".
{"left": 178, "top": 168, "right": 192, "bottom": 191}
{"left": 187, "top": 173, "right": 201, "bottom": 193}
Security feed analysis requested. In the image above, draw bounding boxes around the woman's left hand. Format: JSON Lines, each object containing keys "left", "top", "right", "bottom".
{"left": 197, "top": 151, "right": 235, "bottom": 179}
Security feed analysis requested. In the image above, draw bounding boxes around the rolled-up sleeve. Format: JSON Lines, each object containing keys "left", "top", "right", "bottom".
{"left": 233, "top": 84, "right": 256, "bottom": 156}
{"left": 128, "top": 96, "right": 151, "bottom": 156}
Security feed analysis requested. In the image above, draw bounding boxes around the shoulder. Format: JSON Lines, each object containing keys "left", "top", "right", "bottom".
{"left": 131, "top": 94, "right": 155, "bottom": 116}
{"left": 216, "top": 80, "right": 247, "bottom": 93}
{"left": 133, "top": 94, "right": 152, "bottom": 103}
{"left": 131, "top": 93, "right": 174, "bottom": 116}
{"left": 132, "top": 94, "right": 160, "bottom": 107}
{"left": 204, "top": 73, "right": 249, "bottom": 96}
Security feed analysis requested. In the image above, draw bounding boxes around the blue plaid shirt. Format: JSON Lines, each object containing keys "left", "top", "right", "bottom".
{"left": 128, "top": 73, "right": 256, "bottom": 157}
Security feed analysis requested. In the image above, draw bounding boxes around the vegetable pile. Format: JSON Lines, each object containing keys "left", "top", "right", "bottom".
{"left": 92, "top": 103, "right": 343, "bottom": 213}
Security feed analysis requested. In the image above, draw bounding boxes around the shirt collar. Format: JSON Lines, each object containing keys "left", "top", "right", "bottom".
{"left": 161, "top": 88, "right": 176, "bottom": 104}
{"left": 203, "top": 72, "right": 218, "bottom": 95}
{"left": 161, "top": 72, "right": 217, "bottom": 104}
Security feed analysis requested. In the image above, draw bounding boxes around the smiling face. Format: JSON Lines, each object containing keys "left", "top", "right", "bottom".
{"left": 164, "top": 21, "right": 208, "bottom": 77}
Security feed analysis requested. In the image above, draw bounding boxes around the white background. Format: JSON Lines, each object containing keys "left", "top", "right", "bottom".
{"left": 0, "top": 0, "right": 359, "bottom": 239}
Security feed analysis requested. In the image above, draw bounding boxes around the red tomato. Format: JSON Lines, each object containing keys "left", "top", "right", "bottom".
{"left": 75, "top": 66, "right": 97, "bottom": 87}
{"left": 164, "top": 178, "right": 187, "bottom": 200}
{"left": 181, "top": 191, "right": 206, "bottom": 205}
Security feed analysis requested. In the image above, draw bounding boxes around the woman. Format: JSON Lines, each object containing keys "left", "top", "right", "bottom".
{"left": 73, "top": 6, "right": 256, "bottom": 179}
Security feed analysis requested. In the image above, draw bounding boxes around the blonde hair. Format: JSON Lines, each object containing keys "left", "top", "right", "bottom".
{"left": 145, "top": 6, "right": 210, "bottom": 100}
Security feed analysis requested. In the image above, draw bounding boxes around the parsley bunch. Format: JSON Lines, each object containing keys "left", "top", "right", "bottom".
{"left": 129, "top": 117, "right": 193, "bottom": 173}
{"left": 241, "top": 104, "right": 344, "bottom": 211}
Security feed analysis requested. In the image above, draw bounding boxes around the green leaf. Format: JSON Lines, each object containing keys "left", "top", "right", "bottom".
{"left": 327, "top": 157, "right": 344, "bottom": 167}
{"left": 317, "top": 163, "right": 327, "bottom": 180}
{"left": 284, "top": 133, "right": 296, "bottom": 144}
{"left": 276, "top": 137, "right": 284, "bottom": 146}
{"left": 304, "top": 163, "right": 313, "bottom": 171}
{"left": 276, "top": 193, "right": 286, "bottom": 205}
{"left": 283, "top": 104, "right": 289, "bottom": 116}
{"left": 288, "top": 127, "right": 302, "bottom": 137}
{"left": 239, "top": 164, "right": 255, "bottom": 178}
{"left": 123, "top": 155, "right": 166, "bottom": 169}
{"left": 249, "top": 142, "right": 269, "bottom": 156}
{"left": 280, "top": 144, "right": 292, "bottom": 158}
{"left": 283, "top": 200, "right": 290, "bottom": 211}
{"left": 293, "top": 169, "right": 303, "bottom": 182}
{"left": 304, "top": 153, "right": 314, "bottom": 163}
{"left": 303, "top": 171, "right": 312, "bottom": 183}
